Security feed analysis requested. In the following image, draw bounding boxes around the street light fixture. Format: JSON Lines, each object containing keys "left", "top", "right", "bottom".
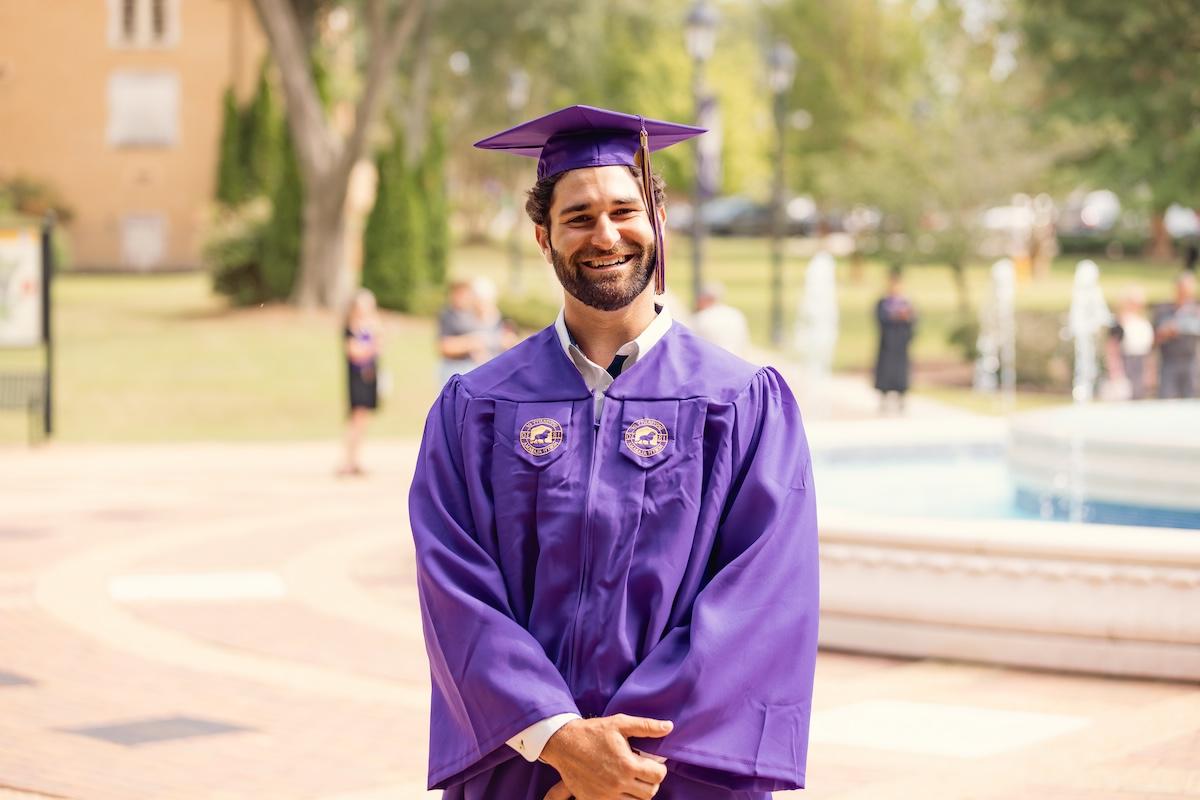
{"left": 506, "top": 69, "right": 530, "bottom": 113}
{"left": 767, "top": 40, "right": 797, "bottom": 94}
{"left": 685, "top": 1, "right": 719, "bottom": 62}
{"left": 767, "top": 40, "right": 796, "bottom": 347}
{"left": 506, "top": 69, "right": 531, "bottom": 291}
{"left": 685, "top": 0, "right": 719, "bottom": 310}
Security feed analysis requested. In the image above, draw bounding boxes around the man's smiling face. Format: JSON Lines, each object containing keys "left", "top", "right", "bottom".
{"left": 536, "top": 166, "right": 658, "bottom": 312}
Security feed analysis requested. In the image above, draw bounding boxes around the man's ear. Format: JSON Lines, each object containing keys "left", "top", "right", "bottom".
{"left": 657, "top": 204, "right": 667, "bottom": 226}
{"left": 534, "top": 224, "right": 553, "bottom": 263}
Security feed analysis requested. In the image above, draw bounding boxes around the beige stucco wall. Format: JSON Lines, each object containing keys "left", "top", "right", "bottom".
{"left": 0, "top": 0, "right": 266, "bottom": 270}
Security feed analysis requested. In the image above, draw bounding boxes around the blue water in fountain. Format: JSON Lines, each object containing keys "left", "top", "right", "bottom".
{"left": 814, "top": 443, "right": 1200, "bottom": 530}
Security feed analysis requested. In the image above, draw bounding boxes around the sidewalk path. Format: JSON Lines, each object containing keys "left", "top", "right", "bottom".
{"left": 1, "top": 432, "right": 1196, "bottom": 799}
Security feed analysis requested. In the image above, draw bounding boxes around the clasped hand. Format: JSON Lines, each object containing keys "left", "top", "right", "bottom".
{"left": 540, "top": 714, "right": 672, "bottom": 800}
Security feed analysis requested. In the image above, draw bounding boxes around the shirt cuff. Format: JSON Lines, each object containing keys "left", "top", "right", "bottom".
{"left": 507, "top": 713, "right": 581, "bottom": 762}
{"left": 635, "top": 748, "right": 668, "bottom": 764}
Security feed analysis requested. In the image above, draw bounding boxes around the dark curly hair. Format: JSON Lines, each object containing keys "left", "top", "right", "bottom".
{"left": 524, "top": 165, "right": 667, "bottom": 230}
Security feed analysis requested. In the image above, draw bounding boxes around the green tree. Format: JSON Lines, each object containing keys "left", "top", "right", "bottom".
{"left": 215, "top": 87, "right": 247, "bottom": 206}
{"left": 420, "top": 120, "right": 449, "bottom": 285}
{"left": 764, "top": 0, "right": 925, "bottom": 200}
{"left": 250, "top": 0, "right": 427, "bottom": 308}
{"left": 807, "top": 2, "right": 1056, "bottom": 309}
{"left": 1022, "top": 0, "right": 1200, "bottom": 258}
{"left": 362, "top": 128, "right": 424, "bottom": 310}
{"left": 241, "top": 61, "right": 285, "bottom": 199}
{"left": 260, "top": 128, "right": 304, "bottom": 299}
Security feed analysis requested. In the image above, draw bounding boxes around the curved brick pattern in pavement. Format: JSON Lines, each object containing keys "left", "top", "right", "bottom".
{"left": 0, "top": 440, "right": 1197, "bottom": 799}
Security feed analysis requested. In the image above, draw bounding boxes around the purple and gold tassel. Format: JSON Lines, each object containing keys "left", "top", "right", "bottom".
{"left": 636, "top": 124, "right": 666, "bottom": 295}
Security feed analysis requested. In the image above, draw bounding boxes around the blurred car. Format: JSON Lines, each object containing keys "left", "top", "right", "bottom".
{"left": 1164, "top": 204, "right": 1199, "bottom": 239}
{"left": 1058, "top": 189, "right": 1121, "bottom": 235}
{"left": 671, "top": 194, "right": 826, "bottom": 237}
{"left": 1057, "top": 189, "right": 1148, "bottom": 257}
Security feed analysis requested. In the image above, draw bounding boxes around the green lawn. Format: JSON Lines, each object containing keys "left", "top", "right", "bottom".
{"left": 0, "top": 272, "right": 442, "bottom": 443}
{"left": 910, "top": 385, "right": 1071, "bottom": 416}
{"left": 0, "top": 239, "right": 1178, "bottom": 444}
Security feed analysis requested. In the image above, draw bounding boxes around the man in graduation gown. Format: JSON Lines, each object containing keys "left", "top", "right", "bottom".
{"left": 409, "top": 105, "right": 819, "bottom": 800}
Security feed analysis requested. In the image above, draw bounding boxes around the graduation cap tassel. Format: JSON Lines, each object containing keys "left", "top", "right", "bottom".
{"left": 636, "top": 125, "right": 666, "bottom": 295}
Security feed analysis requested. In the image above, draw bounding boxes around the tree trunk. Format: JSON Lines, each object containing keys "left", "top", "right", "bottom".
{"left": 293, "top": 190, "right": 350, "bottom": 309}
{"left": 1148, "top": 212, "right": 1175, "bottom": 263}
{"left": 250, "top": 0, "right": 424, "bottom": 309}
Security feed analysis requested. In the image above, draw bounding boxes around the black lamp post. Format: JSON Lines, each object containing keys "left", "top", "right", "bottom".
{"left": 506, "top": 68, "right": 530, "bottom": 292}
{"left": 767, "top": 40, "right": 796, "bottom": 347}
{"left": 685, "top": 0, "right": 718, "bottom": 309}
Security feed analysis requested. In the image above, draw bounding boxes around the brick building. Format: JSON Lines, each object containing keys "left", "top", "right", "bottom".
{"left": 0, "top": 0, "right": 267, "bottom": 270}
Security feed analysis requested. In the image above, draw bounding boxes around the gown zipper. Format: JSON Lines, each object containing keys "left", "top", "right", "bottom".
{"left": 565, "top": 389, "right": 604, "bottom": 701}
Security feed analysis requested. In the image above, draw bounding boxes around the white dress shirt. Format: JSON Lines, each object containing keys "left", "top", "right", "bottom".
{"left": 555, "top": 303, "right": 674, "bottom": 415}
{"left": 506, "top": 304, "right": 673, "bottom": 764}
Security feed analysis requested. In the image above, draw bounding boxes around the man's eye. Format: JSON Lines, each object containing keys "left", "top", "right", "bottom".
{"left": 567, "top": 216, "right": 589, "bottom": 225}
{"left": 614, "top": 208, "right": 636, "bottom": 216}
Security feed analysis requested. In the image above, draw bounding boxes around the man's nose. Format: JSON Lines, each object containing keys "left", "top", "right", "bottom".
{"left": 590, "top": 214, "right": 620, "bottom": 250}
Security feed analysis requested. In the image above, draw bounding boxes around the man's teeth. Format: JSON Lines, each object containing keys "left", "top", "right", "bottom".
{"left": 586, "top": 255, "right": 630, "bottom": 267}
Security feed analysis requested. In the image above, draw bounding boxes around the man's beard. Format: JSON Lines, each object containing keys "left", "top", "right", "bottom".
{"left": 550, "top": 240, "right": 656, "bottom": 312}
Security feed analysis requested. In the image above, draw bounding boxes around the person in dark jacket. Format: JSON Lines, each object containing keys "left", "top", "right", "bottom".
{"left": 874, "top": 267, "right": 916, "bottom": 413}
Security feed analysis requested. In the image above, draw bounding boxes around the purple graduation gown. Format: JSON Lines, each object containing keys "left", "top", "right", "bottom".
{"left": 409, "top": 322, "right": 819, "bottom": 799}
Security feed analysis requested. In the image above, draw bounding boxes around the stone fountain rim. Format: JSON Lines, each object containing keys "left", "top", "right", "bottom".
{"left": 821, "top": 507, "right": 1200, "bottom": 566}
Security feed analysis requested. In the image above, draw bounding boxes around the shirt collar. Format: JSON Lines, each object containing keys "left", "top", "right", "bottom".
{"left": 554, "top": 304, "right": 673, "bottom": 390}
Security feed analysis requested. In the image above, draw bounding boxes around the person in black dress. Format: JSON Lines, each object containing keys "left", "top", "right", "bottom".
{"left": 338, "top": 288, "right": 381, "bottom": 476}
{"left": 874, "top": 267, "right": 916, "bottom": 413}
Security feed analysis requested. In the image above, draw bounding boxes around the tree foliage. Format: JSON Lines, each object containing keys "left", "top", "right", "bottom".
{"left": 362, "top": 126, "right": 422, "bottom": 310}
{"left": 420, "top": 120, "right": 450, "bottom": 285}
{"left": 242, "top": 62, "right": 286, "bottom": 200}
{"left": 249, "top": 0, "right": 426, "bottom": 308}
{"left": 208, "top": 61, "right": 302, "bottom": 304}
{"left": 1021, "top": 0, "right": 1200, "bottom": 211}
{"left": 215, "top": 88, "right": 247, "bottom": 206}
{"left": 260, "top": 127, "right": 305, "bottom": 300}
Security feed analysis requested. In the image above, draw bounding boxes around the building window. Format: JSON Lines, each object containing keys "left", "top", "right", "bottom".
{"left": 121, "top": 0, "right": 137, "bottom": 39}
{"left": 109, "top": 0, "right": 179, "bottom": 48}
{"left": 151, "top": 0, "right": 167, "bottom": 39}
{"left": 120, "top": 214, "right": 168, "bottom": 270}
{"left": 107, "top": 71, "right": 180, "bottom": 148}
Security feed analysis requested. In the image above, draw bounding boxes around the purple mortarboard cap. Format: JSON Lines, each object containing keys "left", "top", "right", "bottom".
{"left": 474, "top": 105, "right": 706, "bottom": 294}
{"left": 474, "top": 105, "right": 705, "bottom": 180}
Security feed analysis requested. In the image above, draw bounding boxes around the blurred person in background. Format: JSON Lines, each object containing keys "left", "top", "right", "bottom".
{"left": 873, "top": 267, "right": 916, "bottom": 413}
{"left": 1105, "top": 286, "right": 1154, "bottom": 400}
{"left": 656, "top": 287, "right": 692, "bottom": 326}
{"left": 1153, "top": 272, "right": 1200, "bottom": 399}
{"left": 690, "top": 283, "right": 750, "bottom": 357}
{"left": 338, "top": 288, "right": 381, "bottom": 477}
{"left": 471, "top": 276, "right": 520, "bottom": 360}
{"left": 437, "top": 279, "right": 486, "bottom": 386}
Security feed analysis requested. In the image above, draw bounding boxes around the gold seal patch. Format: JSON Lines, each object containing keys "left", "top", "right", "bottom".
{"left": 519, "top": 418, "right": 564, "bottom": 456}
{"left": 624, "top": 418, "right": 669, "bottom": 458}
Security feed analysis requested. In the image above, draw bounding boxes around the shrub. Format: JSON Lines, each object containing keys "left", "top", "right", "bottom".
{"left": 259, "top": 128, "right": 303, "bottom": 300}
{"left": 215, "top": 88, "right": 246, "bottom": 206}
{"left": 242, "top": 63, "right": 284, "bottom": 199}
{"left": 497, "top": 293, "right": 558, "bottom": 333}
{"left": 362, "top": 126, "right": 430, "bottom": 311}
{"left": 204, "top": 198, "right": 272, "bottom": 305}
{"left": 0, "top": 175, "right": 74, "bottom": 223}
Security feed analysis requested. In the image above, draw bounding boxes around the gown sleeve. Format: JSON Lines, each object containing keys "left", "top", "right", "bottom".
{"left": 410, "top": 377, "right": 580, "bottom": 790}
{"left": 605, "top": 366, "right": 819, "bottom": 793}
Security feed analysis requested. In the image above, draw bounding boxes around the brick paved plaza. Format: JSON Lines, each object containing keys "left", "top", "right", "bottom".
{"left": 1, "top": 437, "right": 1197, "bottom": 799}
